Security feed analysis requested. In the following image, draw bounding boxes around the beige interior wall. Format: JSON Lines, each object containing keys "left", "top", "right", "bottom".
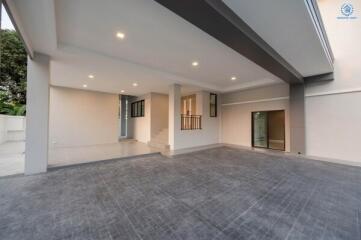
{"left": 150, "top": 93, "right": 169, "bottom": 137}
{"left": 49, "top": 86, "right": 119, "bottom": 148}
{"left": 221, "top": 84, "right": 290, "bottom": 152}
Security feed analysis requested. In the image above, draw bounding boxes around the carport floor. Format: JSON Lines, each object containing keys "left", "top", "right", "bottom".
{"left": 1, "top": 147, "right": 360, "bottom": 240}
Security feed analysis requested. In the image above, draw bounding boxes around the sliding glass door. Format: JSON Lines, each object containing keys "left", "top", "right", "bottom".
{"left": 252, "top": 112, "right": 268, "bottom": 148}
{"left": 252, "top": 110, "right": 285, "bottom": 151}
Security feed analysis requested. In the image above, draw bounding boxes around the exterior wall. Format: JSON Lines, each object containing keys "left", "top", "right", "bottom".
{"left": 171, "top": 90, "right": 221, "bottom": 150}
{"left": 304, "top": 0, "right": 361, "bottom": 163}
{"left": 2, "top": 115, "right": 26, "bottom": 142}
{"left": 0, "top": 115, "right": 8, "bottom": 144}
{"left": 221, "top": 84, "right": 291, "bottom": 152}
{"left": 150, "top": 93, "right": 168, "bottom": 137}
{"left": 49, "top": 86, "right": 119, "bottom": 148}
{"left": 6, "top": 115, "right": 26, "bottom": 131}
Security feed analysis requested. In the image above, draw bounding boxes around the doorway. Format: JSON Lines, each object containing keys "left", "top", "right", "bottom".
{"left": 252, "top": 110, "right": 285, "bottom": 151}
{"left": 181, "top": 94, "right": 196, "bottom": 116}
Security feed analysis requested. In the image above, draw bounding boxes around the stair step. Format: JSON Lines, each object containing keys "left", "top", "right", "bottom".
{"left": 148, "top": 141, "right": 170, "bottom": 150}
{"left": 149, "top": 128, "right": 169, "bottom": 149}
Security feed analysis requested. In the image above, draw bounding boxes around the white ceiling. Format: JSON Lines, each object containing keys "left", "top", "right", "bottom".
{"left": 223, "top": 0, "right": 333, "bottom": 77}
{"left": 9, "top": 0, "right": 332, "bottom": 96}
{"left": 10, "top": 0, "right": 284, "bottom": 96}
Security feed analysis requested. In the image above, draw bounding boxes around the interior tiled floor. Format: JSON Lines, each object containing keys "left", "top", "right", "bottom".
{"left": 48, "top": 140, "right": 160, "bottom": 167}
{"left": 1, "top": 147, "right": 361, "bottom": 240}
{"left": 0, "top": 141, "right": 24, "bottom": 177}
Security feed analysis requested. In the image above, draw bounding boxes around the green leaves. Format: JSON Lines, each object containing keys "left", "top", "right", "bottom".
{"left": 0, "top": 29, "right": 27, "bottom": 116}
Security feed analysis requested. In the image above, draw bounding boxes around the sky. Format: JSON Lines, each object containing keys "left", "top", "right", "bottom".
{"left": 1, "top": 5, "right": 15, "bottom": 30}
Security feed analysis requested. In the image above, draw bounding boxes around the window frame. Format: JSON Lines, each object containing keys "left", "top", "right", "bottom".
{"left": 210, "top": 93, "right": 217, "bottom": 117}
{"left": 131, "top": 100, "right": 145, "bottom": 118}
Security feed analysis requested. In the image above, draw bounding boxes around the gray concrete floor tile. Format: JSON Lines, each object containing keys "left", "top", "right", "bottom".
{"left": 1, "top": 147, "right": 361, "bottom": 240}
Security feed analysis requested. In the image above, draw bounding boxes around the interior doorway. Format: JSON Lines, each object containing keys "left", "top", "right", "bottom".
{"left": 252, "top": 110, "right": 285, "bottom": 151}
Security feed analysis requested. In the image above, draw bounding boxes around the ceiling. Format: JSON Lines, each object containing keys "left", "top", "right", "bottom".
{"left": 222, "top": 0, "right": 333, "bottom": 77}
{"left": 8, "top": 0, "right": 332, "bottom": 96}
{"left": 9, "top": 0, "right": 284, "bottom": 96}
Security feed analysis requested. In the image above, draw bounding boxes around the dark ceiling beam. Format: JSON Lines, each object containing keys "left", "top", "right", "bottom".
{"left": 153, "top": 0, "right": 303, "bottom": 84}
{"left": 304, "top": 72, "right": 334, "bottom": 83}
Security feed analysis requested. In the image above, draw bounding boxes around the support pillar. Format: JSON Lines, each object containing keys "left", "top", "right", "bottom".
{"left": 168, "top": 84, "right": 181, "bottom": 151}
{"left": 120, "top": 95, "right": 127, "bottom": 137}
{"left": 289, "top": 83, "right": 306, "bottom": 154}
{"left": 25, "top": 53, "right": 50, "bottom": 174}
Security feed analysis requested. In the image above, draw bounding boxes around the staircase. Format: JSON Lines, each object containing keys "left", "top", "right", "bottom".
{"left": 148, "top": 128, "right": 170, "bottom": 150}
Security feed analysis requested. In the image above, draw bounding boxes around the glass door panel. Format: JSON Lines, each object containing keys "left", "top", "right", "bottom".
{"left": 252, "top": 112, "right": 268, "bottom": 148}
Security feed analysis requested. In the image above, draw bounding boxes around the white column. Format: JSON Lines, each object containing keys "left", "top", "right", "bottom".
{"left": 168, "top": 84, "right": 181, "bottom": 151}
{"left": 25, "top": 53, "right": 50, "bottom": 175}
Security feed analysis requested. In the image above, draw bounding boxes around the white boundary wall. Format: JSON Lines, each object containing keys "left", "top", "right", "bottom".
{"left": 0, "top": 115, "right": 26, "bottom": 144}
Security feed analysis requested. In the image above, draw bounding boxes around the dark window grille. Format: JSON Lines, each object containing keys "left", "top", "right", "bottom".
{"left": 210, "top": 93, "right": 217, "bottom": 117}
{"left": 131, "top": 100, "right": 145, "bottom": 117}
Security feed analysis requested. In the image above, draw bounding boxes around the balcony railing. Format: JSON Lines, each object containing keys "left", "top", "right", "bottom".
{"left": 181, "top": 114, "right": 201, "bottom": 130}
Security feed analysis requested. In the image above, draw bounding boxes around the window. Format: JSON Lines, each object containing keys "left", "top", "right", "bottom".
{"left": 210, "top": 93, "right": 217, "bottom": 117}
{"left": 131, "top": 100, "right": 144, "bottom": 117}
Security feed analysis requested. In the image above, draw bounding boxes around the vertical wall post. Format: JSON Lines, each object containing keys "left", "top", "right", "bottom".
{"left": 289, "top": 83, "right": 306, "bottom": 154}
{"left": 25, "top": 53, "right": 50, "bottom": 175}
{"left": 120, "top": 95, "right": 127, "bottom": 137}
{"left": 168, "top": 84, "right": 181, "bottom": 151}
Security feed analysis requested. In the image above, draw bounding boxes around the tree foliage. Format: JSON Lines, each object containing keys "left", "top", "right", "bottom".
{"left": 0, "top": 29, "right": 27, "bottom": 116}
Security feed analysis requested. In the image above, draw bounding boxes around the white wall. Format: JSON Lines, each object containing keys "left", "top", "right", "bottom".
{"left": 305, "top": 0, "right": 361, "bottom": 163}
{"left": 131, "top": 94, "right": 151, "bottom": 143}
{"left": 221, "top": 84, "right": 291, "bottom": 152}
{"left": 49, "top": 86, "right": 119, "bottom": 148}
{"left": 0, "top": 115, "right": 8, "bottom": 144}
{"left": 25, "top": 53, "right": 49, "bottom": 174}
{"left": 171, "top": 90, "right": 221, "bottom": 150}
{"left": 130, "top": 93, "right": 168, "bottom": 143}
{"left": 2, "top": 115, "right": 26, "bottom": 142}
{"left": 6, "top": 116, "right": 26, "bottom": 131}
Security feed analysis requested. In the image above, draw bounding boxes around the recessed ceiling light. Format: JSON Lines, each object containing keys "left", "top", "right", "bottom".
{"left": 231, "top": 76, "right": 237, "bottom": 81}
{"left": 192, "top": 61, "right": 199, "bottom": 67}
{"left": 116, "top": 32, "right": 125, "bottom": 39}
{"left": 88, "top": 74, "right": 95, "bottom": 79}
{"left": 132, "top": 83, "right": 138, "bottom": 87}
{"left": 83, "top": 84, "right": 88, "bottom": 88}
{"left": 120, "top": 90, "right": 125, "bottom": 93}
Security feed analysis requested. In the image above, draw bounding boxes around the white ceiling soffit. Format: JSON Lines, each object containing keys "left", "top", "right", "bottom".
{"left": 9, "top": 0, "right": 57, "bottom": 55}
{"left": 50, "top": 44, "right": 219, "bottom": 95}
{"left": 10, "top": 0, "right": 284, "bottom": 95}
{"left": 222, "top": 0, "right": 333, "bottom": 77}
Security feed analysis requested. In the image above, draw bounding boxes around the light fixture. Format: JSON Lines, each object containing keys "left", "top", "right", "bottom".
{"left": 83, "top": 84, "right": 88, "bottom": 88}
{"left": 192, "top": 61, "right": 199, "bottom": 67}
{"left": 132, "top": 83, "right": 138, "bottom": 87}
{"left": 120, "top": 90, "right": 125, "bottom": 93}
{"left": 116, "top": 32, "right": 125, "bottom": 39}
{"left": 231, "top": 76, "right": 237, "bottom": 81}
{"left": 88, "top": 74, "right": 95, "bottom": 79}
